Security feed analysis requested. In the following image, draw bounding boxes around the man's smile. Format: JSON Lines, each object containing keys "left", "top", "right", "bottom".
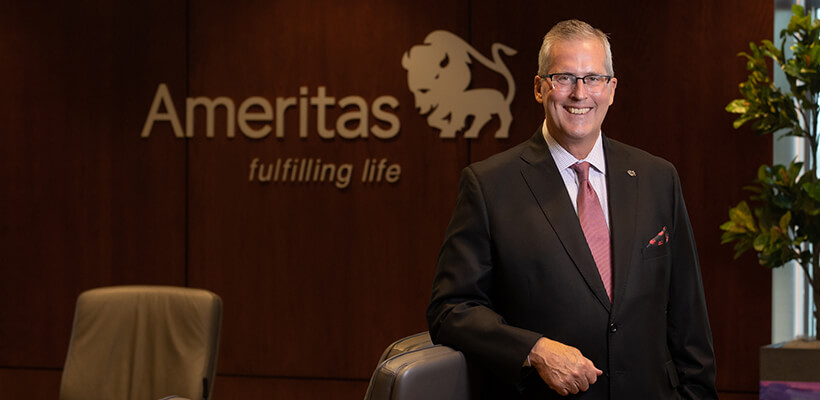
{"left": 566, "top": 106, "right": 592, "bottom": 115}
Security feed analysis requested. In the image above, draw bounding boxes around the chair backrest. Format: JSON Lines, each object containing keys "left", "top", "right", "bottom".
{"left": 364, "top": 332, "right": 474, "bottom": 400}
{"left": 375, "top": 331, "right": 435, "bottom": 364}
{"left": 60, "top": 285, "right": 222, "bottom": 400}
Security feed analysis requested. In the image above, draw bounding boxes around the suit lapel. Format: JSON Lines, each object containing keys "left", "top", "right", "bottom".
{"left": 519, "top": 131, "right": 611, "bottom": 312}
{"left": 603, "top": 137, "right": 638, "bottom": 311}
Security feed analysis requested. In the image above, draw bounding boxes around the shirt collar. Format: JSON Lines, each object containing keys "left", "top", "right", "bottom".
{"left": 542, "top": 120, "right": 607, "bottom": 175}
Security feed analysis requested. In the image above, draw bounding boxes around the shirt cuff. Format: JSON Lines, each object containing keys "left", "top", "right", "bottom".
{"left": 523, "top": 354, "right": 532, "bottom": 368}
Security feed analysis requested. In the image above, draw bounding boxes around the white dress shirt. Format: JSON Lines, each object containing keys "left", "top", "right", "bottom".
{"left": 542, "top": 120, "right": 610, "bottom": 229}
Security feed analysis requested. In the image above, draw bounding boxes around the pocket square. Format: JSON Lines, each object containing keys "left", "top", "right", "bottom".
{"left": 646, "top": 226, "right": 669, "bottom": 248}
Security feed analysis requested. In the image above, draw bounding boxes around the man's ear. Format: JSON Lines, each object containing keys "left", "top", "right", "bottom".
{"left": 534, "top": 75, "right": 545, "bottom": 103}
{"left": 608, "top": 77, "right": 617, "bottom": 105}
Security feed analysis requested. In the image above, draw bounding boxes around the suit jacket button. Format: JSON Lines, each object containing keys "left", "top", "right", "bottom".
{"left": 609, "top": 323, "right": 617, "bottom": 333}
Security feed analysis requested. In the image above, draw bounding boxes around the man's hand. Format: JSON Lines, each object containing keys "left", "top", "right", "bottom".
{"left": 528, "top": 337, "right": 603, "bottom": 396}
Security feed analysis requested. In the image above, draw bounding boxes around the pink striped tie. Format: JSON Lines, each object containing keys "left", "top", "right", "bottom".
{"left": 571, "top": 162, "right": 612, "bottom": 301}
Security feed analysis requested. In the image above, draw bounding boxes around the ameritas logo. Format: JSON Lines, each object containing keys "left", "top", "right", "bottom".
{"left": 139, "top": 30, "right": 517, "bottom": 190}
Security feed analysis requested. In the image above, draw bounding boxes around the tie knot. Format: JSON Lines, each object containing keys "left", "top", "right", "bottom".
{"left": 571, "top": 162, "right": 591, "bottom": 182}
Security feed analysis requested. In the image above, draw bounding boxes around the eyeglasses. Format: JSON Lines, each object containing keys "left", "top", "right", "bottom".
{"left": 541, "top": 73, "right": 613, "bottom": 92}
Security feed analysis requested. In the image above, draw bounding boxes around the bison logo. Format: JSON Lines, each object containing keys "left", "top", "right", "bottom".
{"left": 402, "top": 31, "right": 516, "bottom": 139}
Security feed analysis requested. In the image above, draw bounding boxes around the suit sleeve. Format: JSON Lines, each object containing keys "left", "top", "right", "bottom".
{"left": 667, "top": 167, "right": 718, "bottom": 399}
{"left": 427, "top": 166, "right": 542, "bottom": 386}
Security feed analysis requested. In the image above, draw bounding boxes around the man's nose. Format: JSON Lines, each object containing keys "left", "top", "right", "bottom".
{"left": 570, "top": 79, "right": 589, "bottom": 99}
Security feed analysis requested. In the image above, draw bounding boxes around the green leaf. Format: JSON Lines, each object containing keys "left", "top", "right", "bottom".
{"left": 779, "top": 211, "right": 791, "bottom": 232}
{"left": 726, "top": 99, "right": 749, "bottom": 114}
{"left": 733, "top": 239, "right": 754, "bottom": 259}
{"left": 802, "top": 180, "right": 820, "bottom": 202}
{"left": 729, "top": 201, "right": 756, "bottom": 232}
{"left": 753, "top": 233, "right": 767, "bottom": 252}
{"left": 792, "top": 4, "right": 805, "bottom": 18}
{"left": 757, "top": 164, "right": 769, "bottom": 180}
{"left": 733, "top": 114, "right": 756, "bottom": 129}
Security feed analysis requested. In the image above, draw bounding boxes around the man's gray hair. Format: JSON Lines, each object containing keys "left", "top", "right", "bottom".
{"left": 537, "top": 19, "right": 614, "bottom": 76}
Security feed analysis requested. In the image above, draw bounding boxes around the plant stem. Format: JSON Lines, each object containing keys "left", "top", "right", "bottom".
{"left": 809, "top": 90, "right": 818, "bottom": 172}
{"left": 813, "top": 244, "right": 820, "bottom": 335}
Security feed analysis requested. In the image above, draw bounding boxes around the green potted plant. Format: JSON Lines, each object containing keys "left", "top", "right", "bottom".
{"left": 721, "top": 4, "right": 820, "bottom": 394}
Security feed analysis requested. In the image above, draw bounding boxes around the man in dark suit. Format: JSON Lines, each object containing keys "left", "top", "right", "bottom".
{"left": 427, "top": 19, "right": 717, "bottom": 399}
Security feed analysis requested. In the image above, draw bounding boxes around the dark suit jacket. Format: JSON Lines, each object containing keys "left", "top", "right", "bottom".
{"left": 427, "top": 130, "right": 717, "bottom": 399}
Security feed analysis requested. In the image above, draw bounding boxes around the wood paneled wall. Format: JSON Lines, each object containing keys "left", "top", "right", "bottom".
{"left": 0, "top": 1, "right": 772, "bottom": 398}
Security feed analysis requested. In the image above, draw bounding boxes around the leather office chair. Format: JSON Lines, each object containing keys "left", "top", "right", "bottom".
{"left": 59, "top": 285, "right": 223, "bottom": 400}
{"left": 364, "top": 332, "right": 478, "bottom": 400}
{"left": 374, "top": 331, "right": 436, "bottom": 364}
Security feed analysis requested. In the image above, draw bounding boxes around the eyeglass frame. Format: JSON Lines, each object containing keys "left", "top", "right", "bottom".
{"left": 539, "top": 73, "right": 614, "bottom": 91}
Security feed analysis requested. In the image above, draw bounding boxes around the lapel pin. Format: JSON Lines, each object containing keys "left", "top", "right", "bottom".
{"left": 627, "top": 170, "right": 636, "bottom": 177}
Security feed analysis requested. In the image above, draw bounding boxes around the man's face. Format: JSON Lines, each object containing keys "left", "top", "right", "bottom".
{"left": 534, "top": 38, "right": 617, "bottom": 151}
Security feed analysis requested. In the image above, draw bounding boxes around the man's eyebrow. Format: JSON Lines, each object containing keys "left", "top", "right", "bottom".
{"left": 551, "top": 72, "right": 608, "bottom": 76}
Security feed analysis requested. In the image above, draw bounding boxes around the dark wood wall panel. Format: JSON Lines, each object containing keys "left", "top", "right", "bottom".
{"left": 720, "top": 393, "right": 760, "bottom": 400}
{"left": 0, "top": 0, "right": 775, "bottom": 398}
{"left": 214, "top": 376, "right": 368, "bottom": 400}
{"left": 185, "top": 0, "right": 471, "bottom": 379}
{"left": 0, "top": 0, "right": 188, "bottom": 371}
{"left": 0, "top": 369, "right": 62, "bottom": 399}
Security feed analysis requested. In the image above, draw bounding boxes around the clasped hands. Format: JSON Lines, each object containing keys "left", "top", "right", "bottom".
{"left": 528, "top": 337, "right": 603, "bottom": 396}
